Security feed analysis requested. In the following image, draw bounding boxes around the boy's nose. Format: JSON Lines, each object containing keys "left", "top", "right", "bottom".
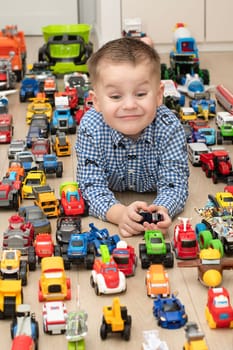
{"left": 122, "top": 96, "right": 137, "bottom": 109}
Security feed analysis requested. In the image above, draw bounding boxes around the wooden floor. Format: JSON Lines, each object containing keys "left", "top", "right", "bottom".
{"left": 1, "top": 37, "right": 233, "bottom": 350}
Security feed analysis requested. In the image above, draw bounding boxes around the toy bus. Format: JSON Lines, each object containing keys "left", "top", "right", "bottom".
{"left": 215, "top": 84, "right": 233, "bottom": 115}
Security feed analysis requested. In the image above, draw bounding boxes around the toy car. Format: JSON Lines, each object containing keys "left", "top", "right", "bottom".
{"left": 51, "top": 131, "right": 71, "bottom": 157}
{"left": 0, "top": 279, "right": 23, "bottom": 319}
{"left": 66, "top": 310, "right": 88, "bottom": 349}
{"left": 112, "top": 240, "right": 137, "bottom": 277}
{"left": 33, "top": 185, "right": 60, "bottom": 218}
{"left": 42, "top": 301, "right": 67, "bottom": 334}
{"left": 6, "top": 160, "right": 25, "bottom": 181}
{"left": 56, "top": 216, "right": 81, "bottom": 246}
{"left": 59, "top": 182, "right": 88, "bottom": 216}
{"left": 90, "top": 258, "right": 126, "bottom": 296}
{"left": 16, "top": 151, "right": 38, "bottom": 173}
{"left": 153, "top": 294, "right": 188, "bottom": 329}
{"left": 21, "top": 170, "right": 46, "bottom": 199}
{"left": 38, "top": 256, "right": 71, "bottom": 301}
{"left": 8, "top": 140, "right": 27, "bottom": 160}
{"left": 183, "top": 322, "right": 208, "bottom": 350}
{"left": 190, "top": 98, "right": 216, "bottom": 121}
{"left": 39, "top": 154, "right": 63, "bottom": 178}
{"left": 18, "top": 205, "right": 51, "bottom": 235}
{"left": 0, "top": 113, "right": 13, "bottom": 143}
{"left": 26, "top": 97, "right": 53, "bottom": 124}
{"left": 32, "top": 233, "right": 61, "bottom": 263}
{"left": 100, "top": 297, "right": 131, "bottom": 341}
{"left": 19, "top": 76, "right": 39, "bottom": 102}
{"left": 51, "top": 106, "right": 77, "bottom": 135}
{"left": 205, "top": 287, "right": 233, "bottom": 328}
{"left": 172, "top": 217, "right": 199, "bottom": 259}
{"left": 145, "top": 264, "right": 170, "bottom": 298}
{"left": 31, "top": 138, "right": 51, "bottom": 163}
{"left": 179, "top": 106, "right": 197, "bottom": 123}
{"left": 10, "top": 304, "right": 39, "bottom": 349}
{"left": 0, "top": 177, "right": 22, "bottom": 210}
{"left": 0, "top": 249, "right": 28, "bottom": 286}
{"left": 26, "top": 114, "right": 49, "bottom": 148}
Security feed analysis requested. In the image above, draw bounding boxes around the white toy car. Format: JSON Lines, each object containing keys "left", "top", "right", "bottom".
{"left": 42, "top": 301, "right": 67, "bottom": 335}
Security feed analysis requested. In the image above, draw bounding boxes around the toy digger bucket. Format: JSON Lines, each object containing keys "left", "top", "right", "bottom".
{"left": 59, "top": 181, "right": 79, "bottom": 196}
{"left": 42, "top": 24, "right": 92, "bottom": 44}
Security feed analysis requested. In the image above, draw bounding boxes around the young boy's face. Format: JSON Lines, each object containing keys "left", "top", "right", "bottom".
{"left": 91, "top": 61, "right": 163, "bottom": 139}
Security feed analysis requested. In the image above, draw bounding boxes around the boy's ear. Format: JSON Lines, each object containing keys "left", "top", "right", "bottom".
{"left": 89, "top": 90, "right": 101, "bottom": 112}
{"left": 156, "top": 81, "right": 164, "bottom": 106}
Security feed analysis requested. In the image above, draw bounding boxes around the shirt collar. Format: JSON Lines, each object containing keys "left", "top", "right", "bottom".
{"left": 110, "top": 119, "right": 155, "bottom": 148}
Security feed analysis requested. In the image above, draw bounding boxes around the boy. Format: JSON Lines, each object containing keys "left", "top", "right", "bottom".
{"left": 76, "top": 37, "right": 189, "bottom": 237}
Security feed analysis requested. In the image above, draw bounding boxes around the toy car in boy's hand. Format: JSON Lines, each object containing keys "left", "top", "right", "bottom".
{"left": 139, "top": 211, "right": 164, "bottom": 224}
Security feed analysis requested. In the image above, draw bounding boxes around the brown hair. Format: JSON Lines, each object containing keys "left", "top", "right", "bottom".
{"left": 88, "top": 37, "right": 161, "bottom": 86}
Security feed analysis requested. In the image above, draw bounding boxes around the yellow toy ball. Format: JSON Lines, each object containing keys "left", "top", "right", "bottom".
{"left": 202, "top": 269, "right": 222, "bottom": 287}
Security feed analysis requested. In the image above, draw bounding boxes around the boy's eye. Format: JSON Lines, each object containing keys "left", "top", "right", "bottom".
{"left": 136, "top": 92, "right": 147, "bottom": 97}
{"left": 110, "top": 95, "right": 121, "bottom": 100}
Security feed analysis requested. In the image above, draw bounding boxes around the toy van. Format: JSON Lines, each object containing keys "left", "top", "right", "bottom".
{"left": 216, "top": 111, "right": 233, "bottom": 128}
{"left": 187, "top": 143, "right": 209, "bottom": 165}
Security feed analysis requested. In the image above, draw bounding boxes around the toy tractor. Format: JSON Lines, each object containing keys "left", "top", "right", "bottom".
{"left": 100, "top": 297, "right": 132, "bottom": 341}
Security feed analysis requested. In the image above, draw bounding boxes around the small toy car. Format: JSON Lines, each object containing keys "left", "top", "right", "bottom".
{"left": 51, "top": 131, "right": 71, "bottom": 157}
{"left": 183, "top": 322, "right": 208, "bottom": 350}
{"left": 179, "top": 106, "right": 197, "bottom": 123}
{"left": 0, "top": 249, "right": 28, "bottom": 286}
{"left": 112, "top": 240, "right": 137, "bottom": 277}
{"left": 26, "top": 97, "right": 53, "bottom": 124}
{"left": 18, "top": 205, "right": 51, "bottom": 235}
{"left": 205, "top": 287, "right": 233, "bottom": 328}
{"left": 33, "top": 233, "right": 60, "bottom": 263}
{"left": 140, "top": 211, "right": 164, "bottom": 224}
{"left": 145, "top": 264, "right": 170, "bottom": 298}
{"left": 8, "top": 139, "right": 27, "bottom": 160}
{"left": 21, "top": 170, "right": 46, "bottom": 199}
{"left": 90, "top": 258, "right": 126, "bottom": 296}
{"left": 19, "top": 77, "right": 39, "bottom": 102}
{"left": 100, "top": 297, "right": 131, "bottom": 341}
{"left": 31, "top": 138, "right": 51, "bottom": 163}
{"left": 39, "top": 154, "right": 63, "bottom": 178}
{"left": 16, "top": 151, "right": 38, "bottom": 173}
{"left": 10, "top": 304, "right": 39, "bottom": 348}
{"left": 42, "top": 301, "right": 67, "bottom": 334}
{"left": 56, "top": 216, "right": 81, "bottom": 246}
{"left": 153, "top": 294, "right": 188, "bottom": 329}
{"left": 66, "top": 310, "right": 88, "bottom": 349}
{"left": 59, "top": 181, "right": 88, "bottom": 216}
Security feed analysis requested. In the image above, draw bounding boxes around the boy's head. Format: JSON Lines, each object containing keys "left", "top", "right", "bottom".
{"left": 88, "top": 37, "right": 161, "bottom": 87}
{"left": 88, "top": 37, "right": 164, "bottom": 139}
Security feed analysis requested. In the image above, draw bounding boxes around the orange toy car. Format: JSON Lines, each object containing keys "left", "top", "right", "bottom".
{"left": 146, "top": 264, "right": 170, "bottom": 298}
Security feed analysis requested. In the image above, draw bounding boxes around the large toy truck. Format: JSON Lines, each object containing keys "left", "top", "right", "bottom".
{"left": 200, "top": 150, "right": 233, "bottom": 184}
{"left": 0, "top": 25, "right": 27, "bottom": 81}
{"left": 139, "top": 230, "right": 174, "bottom": 268}
{"left": 162, "top": 23, "right": 209, "bottom": 84}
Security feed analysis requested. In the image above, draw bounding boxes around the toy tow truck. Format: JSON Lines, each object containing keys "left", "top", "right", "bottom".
{"left": 100, "top": 297, "right": 132, "bottom": 341}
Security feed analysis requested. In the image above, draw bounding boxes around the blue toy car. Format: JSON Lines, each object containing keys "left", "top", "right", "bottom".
{"left": 198, "top": 127, "right": 216, "bottom": 145}
{"left": 86, "top": 223, "right": 121, "bottom": 256}
{"left": 50, "top": 107, "right": 76, "bottom": 135}
{"left": 39, "top": 154, "right": 63, "bottom": 177}
{"left": 19, "top": 77, "right": 40, "bottom": 102}
{"left": 153, "top": 294, "right": 188, "bottom": 329}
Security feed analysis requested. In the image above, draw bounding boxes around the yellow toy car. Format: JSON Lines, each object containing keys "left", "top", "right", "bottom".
{"left": 0, "top": 279, "right": 23, "bottom": 318}
{"left": 21, "top": 170, "right": 46, "bottom": 199}
{"left": 179, "top": 107, "right": 197, "bottom": 123}
{"left": 0, "top": 249, "right": 28, "bottom": 286}
{"left": 26, "top": 96, "right": 53, "bottom": 124}
{"left": 38, "top": 256, "right": 71, "bottom": 302}
{"left": 33, "top": 185, "right": 60, "bottom": 217}
{"left": 215, "top": 191, "right": 233, "bottom": 208}
{"left": 183, "top": 322, "right": 208, "bottom": 350}
{"left": 51, "top": 132, "right": 71, "bottom": 157}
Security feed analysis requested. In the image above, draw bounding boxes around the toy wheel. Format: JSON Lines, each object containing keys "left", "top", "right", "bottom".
{"left": 10, "top": 320, "right": 16, "bottom": 339}
{"left": 54, "top": 245, "right": 61, "bottom": 256}
{"left": 139, "top": 243, "right": 146, "bottom": 258}
{"left": 38, "top": 290, "right": 44, "bottom": 302}
{"left": 94, "top": 284, "right": 101, "bottom": 296}
{"left": 212, "top": 171, "right": 218, "bottom": 184}
{"left": 56, "top": 165, "right": 63, "bottom": 178}
{"left": 12, "top": 194, "right": 20, "bottom": 211}
{"left": 100, "top": 321, "right": 108, "bottom": 340}
{"left": 199, "top": 230, "right": 213, "bottom": 249}
{"left": 90, "top": 275, "right": 95, "bottom": 288}
{"left": 66, "top": 278, "right": 71, "bottom": 289}
{"left": 140, "top": 253, "right": 150, "bottom": 269}
{"left": 164, "top": 252, "right": 174, "bottom": 268}
{"left": 217, "top": 131, "right": 223, "bottom": 145}
{"left": 195, "top": 222, "right": 207, "bottom": 238}
{"left": 66, "top": 288, "right": 71, "bottom": 300}
{"left": 122, "top": 323, "right": 131, "bottom": 341}
{"left": 19, "top": 260, "right": 28, "bottom": 286}
{"left": 223, "top": 238, "right": 232, "bottom": 255}
{"left": 19, "top": 95, "right": 26, "bottom": 103}
{"left": 28, "top": 246, "right": 36, "bottom": 271}
{"left": 209, "top": 239, "right": 224, "bottom": 257}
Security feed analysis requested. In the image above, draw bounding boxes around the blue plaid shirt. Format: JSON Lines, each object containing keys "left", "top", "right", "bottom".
{"left": 76, "top": 105, "right": 189, "bottom": 220}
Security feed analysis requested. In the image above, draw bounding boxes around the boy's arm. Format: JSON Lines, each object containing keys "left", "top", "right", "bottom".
{"left": 76, "top": 122, "right": 119, "bottom": 220}
{"left": 153, "top": 118, "right": 189, "bottom": 218}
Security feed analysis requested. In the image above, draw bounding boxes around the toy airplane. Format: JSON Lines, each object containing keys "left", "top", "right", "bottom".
{"left": 178, "top": 74, "right": 214, "bottom": 99}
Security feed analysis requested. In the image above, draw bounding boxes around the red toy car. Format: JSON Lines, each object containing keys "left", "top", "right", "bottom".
{"left": 188, "top": 119, "right": 209, "bottom": 132}
{"left": 59, "top": 182, "right": 87, "bottom": 216}
{"left": 0, "top": 175, "right": 21, "bottom": 210}
{"left": 205, "top": 287, "right": 233, "bottom": 328}
{"left": 112, "top": 240, "right": 137, "bottom": 277}
{"left": 31, "top": 138, "right": 51, "bottom": 163}
{"left": 74, "top": 94, "right": 93, "bottom": 124}
{"left": 0, "top": 113, "right": 13, "bottom": 143}
{"left": 11, "top": 335, "right": 36, "bottom": 350}
{"left": 172, "top": 217, "right": 199, "bottom": 259}
{"left": 33, "top": 233, "right": 60, "bottom": 263}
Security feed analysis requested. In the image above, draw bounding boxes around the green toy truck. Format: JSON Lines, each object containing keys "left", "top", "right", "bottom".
{"left": 139, "top": 230, "right": 174, "bottom": 269}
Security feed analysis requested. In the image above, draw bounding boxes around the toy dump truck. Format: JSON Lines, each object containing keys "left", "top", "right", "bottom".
{"left": 33, "top": 185, "right": 60, "bottom": 217}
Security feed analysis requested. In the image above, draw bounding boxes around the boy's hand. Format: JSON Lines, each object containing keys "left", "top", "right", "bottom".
{"left": 106, "top": 201, "right": 150, "bottom": 237}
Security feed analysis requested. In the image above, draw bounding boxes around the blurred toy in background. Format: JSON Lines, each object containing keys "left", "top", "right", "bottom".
{"left": 122, "top": 17, "right": 154, "bottom": 47}
{"left": 183, "top": 322, "right": 208, "bottom": 350}
{"left": 142, "top": 329, "right": 169, "bottom": 350}
{"left": 215, "top": 84, "right": 233, "bottom": 115}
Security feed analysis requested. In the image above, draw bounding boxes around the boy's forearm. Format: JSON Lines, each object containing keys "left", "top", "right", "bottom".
{"left": 106, "top": 203, "right": 127, "bottom": 225}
